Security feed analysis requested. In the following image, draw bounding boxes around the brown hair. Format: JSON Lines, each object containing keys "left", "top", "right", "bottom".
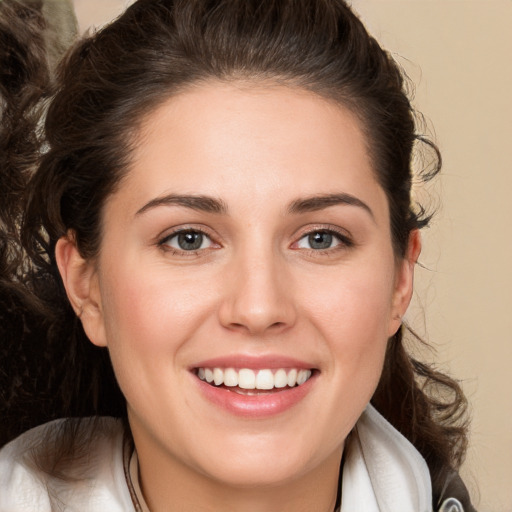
{"left": 0, "top": 0, "right": 469, "bottom": 506}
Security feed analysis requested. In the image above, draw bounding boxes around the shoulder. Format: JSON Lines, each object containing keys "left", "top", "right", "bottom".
{"left": 350, "top": 405, "right": 477, "bottom": 512}
{"left": 0, "top": 417, "right": 134, "bottom": 512}
{"left": 0, "top": 419, "right": 77, "bottom": 511}
{"left": 437, "top": 471, "right": 478, "bottom": 512}
{"left": 0, "top": 422, "right": 52, "bottom": 511}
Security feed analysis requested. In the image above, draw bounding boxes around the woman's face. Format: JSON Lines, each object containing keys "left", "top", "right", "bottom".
{"left": 61, "top": 83, "right": 416, "bottom": 489}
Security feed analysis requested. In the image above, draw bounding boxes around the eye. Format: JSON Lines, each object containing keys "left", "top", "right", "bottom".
{"left": 295, "top": 229, "right": 351, "bottom": 251}
{"left": 160, "top": 229, "right": 214, "bottom": 252}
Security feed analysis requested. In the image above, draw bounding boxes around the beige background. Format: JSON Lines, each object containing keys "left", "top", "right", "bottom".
{"left": 350, "top": 3, "right": 512, "bottom": 511}
{"left": 73, "top": 1, "right": 512, "bottom": 510}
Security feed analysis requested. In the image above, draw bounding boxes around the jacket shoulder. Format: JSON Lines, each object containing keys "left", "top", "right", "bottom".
{"left": 0, "top": 417, "right": 126, "bottom": 512}
{"left": 0, "top": 420, "right": 62, "bottom": 511}
{"left": 437, "top": 471, "right": 477, "bottom": 512}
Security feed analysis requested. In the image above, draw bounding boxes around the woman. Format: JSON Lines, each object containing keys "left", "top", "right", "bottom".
{"left": 0, "top": 0, "right": 475, "bottom": 510}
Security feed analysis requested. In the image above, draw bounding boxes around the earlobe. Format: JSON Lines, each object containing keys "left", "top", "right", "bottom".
{"left": 388, "top": 230, "right": 422, "bottom": 336}
{"left": 55, "top": 234, "right": 108, "bottom": 347}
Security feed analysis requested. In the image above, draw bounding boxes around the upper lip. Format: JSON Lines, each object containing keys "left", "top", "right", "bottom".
{"left": 191, "top": 354, "right": 317, "bottom": 371}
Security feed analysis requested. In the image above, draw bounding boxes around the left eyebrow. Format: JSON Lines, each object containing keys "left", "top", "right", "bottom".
{"left": 287, "top": 193, "right": 375, "bottom": 221}
{"left": 135, "top": 194, "right": 228, "bottom": 217}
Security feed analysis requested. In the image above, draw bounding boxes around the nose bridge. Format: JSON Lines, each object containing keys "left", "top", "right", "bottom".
{"left": 219, "top": 238, "right": 296, "bottom": 335}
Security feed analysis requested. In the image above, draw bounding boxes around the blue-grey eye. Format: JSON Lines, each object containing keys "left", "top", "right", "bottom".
{"left": 297, "top": 231, "right": 341, "bottom": 250}
{"left": 165, "top": 231, "right": 212, "bottom": 251}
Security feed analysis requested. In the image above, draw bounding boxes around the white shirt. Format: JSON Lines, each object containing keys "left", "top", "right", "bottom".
{"left": 0, "top": 406, "right": 440, "bottom": 511}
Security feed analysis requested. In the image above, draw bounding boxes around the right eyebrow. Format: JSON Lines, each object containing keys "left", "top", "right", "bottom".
{"left": 135, "top": 194, "right": 228, "bottom": 217}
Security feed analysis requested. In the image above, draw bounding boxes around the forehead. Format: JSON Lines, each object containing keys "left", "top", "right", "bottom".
{"left": 114, "top": 82, "right": 388, "bottom": 222}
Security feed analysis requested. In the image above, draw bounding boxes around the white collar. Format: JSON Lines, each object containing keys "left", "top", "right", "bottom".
{"left": 341, "top": 404, "right": 433, "bottom": 512}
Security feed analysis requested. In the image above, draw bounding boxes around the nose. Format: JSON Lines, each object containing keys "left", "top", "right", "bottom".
{"left": 218, "top": 248, "right": 297, "bottom": 336}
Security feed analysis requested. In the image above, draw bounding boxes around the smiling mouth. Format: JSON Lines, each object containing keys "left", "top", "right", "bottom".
{"left": 195, "top": 367, "right": 314, "bottom": 394}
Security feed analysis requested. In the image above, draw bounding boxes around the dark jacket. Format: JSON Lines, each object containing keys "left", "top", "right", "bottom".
{"left": 438, "top": 471, "right": 477, "bottom": 512}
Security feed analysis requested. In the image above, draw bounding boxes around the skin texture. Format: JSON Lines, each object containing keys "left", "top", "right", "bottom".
{"left": 56, "top": 83, "right": 420, "bottom": 512}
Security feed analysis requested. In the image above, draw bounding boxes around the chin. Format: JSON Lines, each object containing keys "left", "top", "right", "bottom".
{"left": 187, "top": 430, "right": 342, "bottom": 490}
{"left": 200, "top": 456, "right": 311, "bottom": 489}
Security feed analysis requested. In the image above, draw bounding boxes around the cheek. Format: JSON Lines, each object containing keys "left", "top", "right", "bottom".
{"left": 304, "top": 264, "right": 395, "bottom": 340}
{"left": 96, "top": 263, "right": 224, "bottom": 424}
{"left": 277, "top": 264, "right": 395, "bottom": 452}
{"left": 97, "top": 260, "right": 219, "bottom": 372}
{"left": 301, "top": 261, "right": 395, "bottom": 388}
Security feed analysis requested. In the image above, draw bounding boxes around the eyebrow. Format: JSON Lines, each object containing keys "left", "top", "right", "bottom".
{"left": 135, "top": 192, "right": 374, "bottom": 220}
{"left": 135, "top": 194, "right": 228, "bottom": 216}
{"left": 288, "top": 193, "right": 375, "bottom": 220}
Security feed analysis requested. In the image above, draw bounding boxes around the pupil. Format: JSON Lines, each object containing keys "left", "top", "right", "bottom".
{"left": 309, "top": 232, "right": 332, "bottom": 250}
{"left": 178, "top": 232, "right": 203, "bottom": 250}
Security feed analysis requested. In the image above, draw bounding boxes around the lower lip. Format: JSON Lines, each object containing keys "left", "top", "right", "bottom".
{"left": 194, "top": 374, "right": 316, "bottom": 418}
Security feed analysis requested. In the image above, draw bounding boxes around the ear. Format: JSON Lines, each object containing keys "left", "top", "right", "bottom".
{"left": 388, "top": 229, "right": 422, "bottom": 337}
{"left": 55, "top": 234, "right": 108, "bottom": 347}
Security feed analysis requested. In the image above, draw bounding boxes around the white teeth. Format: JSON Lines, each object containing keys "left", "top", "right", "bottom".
{"left": 255, "top": 369, "right": 274, "bottom": 390}
{"left": 213, "top": 368, "right": 224, "bottom": 386}
{"left": 287, "top": 369, "right": 298, "bottom": 387}
{"left": 224, "top": 368, "right": 238, "bottom": 387}
{"left": 238, "top": 369, "right": 256, "bottom": 389}
{"left": 196, "top": 367, "right": 313, "bottom": 390}
{"left": 274, "top": 369, "right": 288, "bottom": 388}
{"left": 297, "top": 369, "right": 311, "bottom": 385}
{"left": 204, "top": 368, "right": 214, "bottom": 383}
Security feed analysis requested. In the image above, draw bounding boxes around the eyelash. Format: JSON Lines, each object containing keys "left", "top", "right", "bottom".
{"left": 157, "top": 226, "right": 354, "bottom": 256}
{"left": 158, "top": 227, "right": 217, "bottom": 256}
{"left": 293, "top": 226, "right": 354, "bottom": 255}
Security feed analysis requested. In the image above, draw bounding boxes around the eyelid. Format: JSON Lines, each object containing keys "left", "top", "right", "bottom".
{"left": 155, "top": 223, "right": 354, "bottom": 255}
{"left": 292, "top": 224, "right": 353, "bottom": 242}
{"left": 157, "top": 225, "right": 221, "bottom": 253}
{"left": 290, "top": 224, "right": 355, "bottom": 250}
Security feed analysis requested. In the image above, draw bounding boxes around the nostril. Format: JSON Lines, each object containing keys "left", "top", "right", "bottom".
{"left": 269, "top": 321, "right": 287, "bottom": 330}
